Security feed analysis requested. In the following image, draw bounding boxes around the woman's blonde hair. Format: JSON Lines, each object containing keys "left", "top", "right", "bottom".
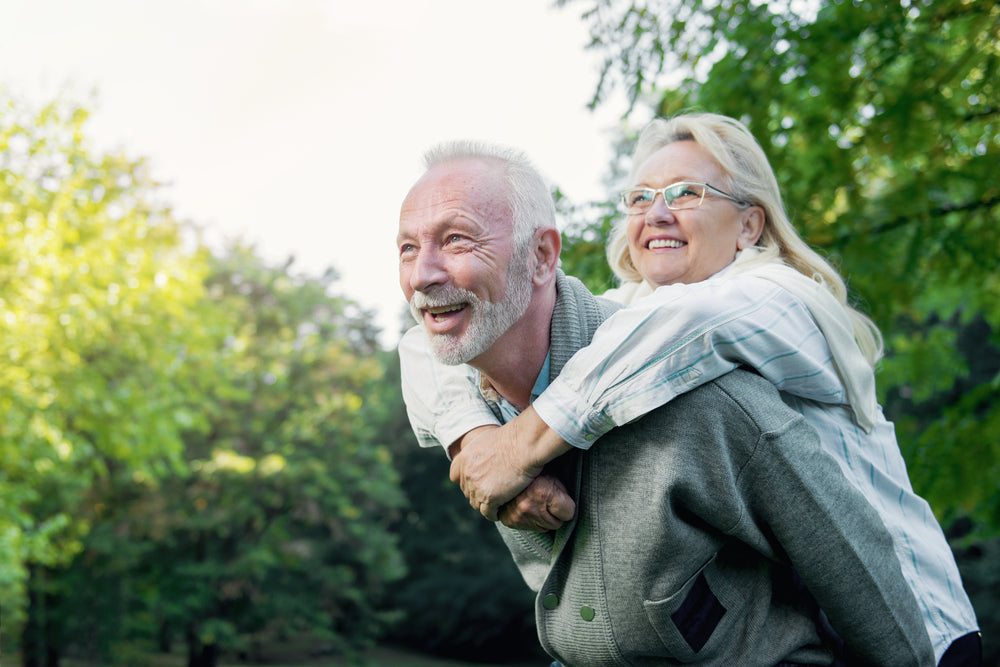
{"left": 607, "top": 112, "right": 884, "bottom": 364}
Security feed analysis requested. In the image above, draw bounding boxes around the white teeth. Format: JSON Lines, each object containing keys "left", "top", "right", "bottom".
{"left": 427, "top": 304, "right": 464, "bottom": 315}
{"left": 648, "top": 239, "right": 684, "bottom": 249}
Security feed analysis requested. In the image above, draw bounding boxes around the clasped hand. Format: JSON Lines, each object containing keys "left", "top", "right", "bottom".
{"left": 448, "top": 410, "right": 575, "bottom": 531}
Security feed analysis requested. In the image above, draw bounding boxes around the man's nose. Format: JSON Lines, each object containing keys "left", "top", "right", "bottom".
{"left": 409, "top": 246, "right": 448, "bottom": 292}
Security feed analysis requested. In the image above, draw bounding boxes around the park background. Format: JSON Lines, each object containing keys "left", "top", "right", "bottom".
{"left": 1, "top": 0, "right": 997, "bottom": 665}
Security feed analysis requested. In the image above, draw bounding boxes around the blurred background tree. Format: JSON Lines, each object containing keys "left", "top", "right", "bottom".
{"left": 41, "top": 248, "right": 408, "bottom": 667}
{"left": 0, "top": 93, "right": 218, "bottom": 646}
{"left": 1, "top": 95, "right": 408, "bottom": 666}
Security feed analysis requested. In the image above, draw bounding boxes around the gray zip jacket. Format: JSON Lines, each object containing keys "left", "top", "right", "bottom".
{"left": 493, "top": 272, "right": 933, "bottom": 666}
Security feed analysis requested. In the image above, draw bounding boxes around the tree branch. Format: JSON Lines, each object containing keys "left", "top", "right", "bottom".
{"left": 829, "top": 195, "right": 1000, "bottom": 248}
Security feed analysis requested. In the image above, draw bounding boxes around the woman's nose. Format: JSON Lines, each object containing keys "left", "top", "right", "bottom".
{"left": 644, "top": 193, "right": 677, "bottom": 224}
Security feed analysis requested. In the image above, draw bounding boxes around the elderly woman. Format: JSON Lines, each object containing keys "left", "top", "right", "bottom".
{"left": 398, "top": 113, "right": 980, "bottom": 664}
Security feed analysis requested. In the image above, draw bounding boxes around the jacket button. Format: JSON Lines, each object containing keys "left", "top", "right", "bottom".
{"left": 542, "top": 593, "right": 559, "bottom": 610}
{"left": 580, "top": 605, "right": 595, "bottom": 621}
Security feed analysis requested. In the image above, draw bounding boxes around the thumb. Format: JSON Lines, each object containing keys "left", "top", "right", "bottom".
{"left": 449, "top": 454, "right": 463, "bottom": 484}
{"left": 547, "top": 491, "right": 576, "bottom": 523}
{"left": 545, "top": 478, "right": 576, "bottom": 522}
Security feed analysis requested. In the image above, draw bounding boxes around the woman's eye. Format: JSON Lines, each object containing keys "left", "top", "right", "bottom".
{"left": 668, "top": 187, "right": 698, "bottom": 203}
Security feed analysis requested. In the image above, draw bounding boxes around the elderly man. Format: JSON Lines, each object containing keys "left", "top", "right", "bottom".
{"left": 396, "top": 140, "right": 935, "bottom": 665}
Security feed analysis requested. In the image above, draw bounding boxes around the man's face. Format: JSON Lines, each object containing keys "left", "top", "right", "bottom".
{"left": 397, "top": 158, "right": 532, "bottom": 365}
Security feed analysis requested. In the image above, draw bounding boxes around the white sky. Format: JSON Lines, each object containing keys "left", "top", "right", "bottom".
{"left": 2, "top": 0, "right": 626, "bottom": 347}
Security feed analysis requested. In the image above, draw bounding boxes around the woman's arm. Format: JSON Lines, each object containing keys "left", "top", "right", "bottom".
{"left": 535, "top": 274, "right": 848, "bottom": 447}
{"left": 459, "top": 274, "right": 858, "bottom": 520}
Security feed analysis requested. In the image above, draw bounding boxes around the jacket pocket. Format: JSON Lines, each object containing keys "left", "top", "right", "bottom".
{"left": 642, "top": 556, "right": 750, "bottom": 662}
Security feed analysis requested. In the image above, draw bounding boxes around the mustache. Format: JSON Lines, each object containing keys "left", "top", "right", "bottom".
{"left": 409, "top": 285, "right": 480, "bottom": 310}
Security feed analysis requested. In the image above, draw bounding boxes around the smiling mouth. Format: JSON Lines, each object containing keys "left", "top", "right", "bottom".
{"left": 425, "top": 304, "right": 467, "bottom": 322}
{"left": 647, "top": 239, "right": 685, "bottom": 249}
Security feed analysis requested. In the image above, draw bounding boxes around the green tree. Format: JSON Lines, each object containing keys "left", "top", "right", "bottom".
{"left": 0, "top": 92, "right": 219, "bottom": 645}
{"left": 163, "top": 248, "right": 404, "bottom": 667}
{"left": 2, "top": 93, "right": 408, "bottom": 665}
{"left": 44, "top": 248, "right": 406, "bottom": 667}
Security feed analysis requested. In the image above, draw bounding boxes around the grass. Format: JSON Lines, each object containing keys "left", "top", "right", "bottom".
{"left": 8, "top": 644, "right": 546, "bottom": 667}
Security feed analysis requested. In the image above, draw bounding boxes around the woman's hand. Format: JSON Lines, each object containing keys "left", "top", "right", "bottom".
{"left": 449, "top": 406, "right": 572, "bottom": 521}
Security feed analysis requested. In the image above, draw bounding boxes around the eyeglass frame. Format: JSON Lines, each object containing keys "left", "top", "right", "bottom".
{"left": 619, "top": 181, "right": 750, "bottom": 214}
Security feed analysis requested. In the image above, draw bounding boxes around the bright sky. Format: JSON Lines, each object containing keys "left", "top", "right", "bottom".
{"left": 2, "top": 0, "right": 625, "bottom": 347}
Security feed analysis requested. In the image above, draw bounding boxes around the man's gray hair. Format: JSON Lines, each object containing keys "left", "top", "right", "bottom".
{"left": 423, "top": 140, "right": 556, "bottom": 248}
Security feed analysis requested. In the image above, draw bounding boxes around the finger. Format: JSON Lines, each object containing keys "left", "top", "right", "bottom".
{"left": 448, "top": 456, "right": 462, "bottom": 484}
{"left": 547, "top": 491, "right": 576, "bottom": 522}
{"left": 498, "top": 504, "right": 523, "bottom": 529}
{"left": 534, "top": 512, "right": 562, "bottom": 531}
{"left": 482, "top": 496, "right": 504, "bottom": 522}
{"left": 499, "top": 505, "right": 559, "bottom": 532}
{"left": 498, "top": 495, "right": 564, "bottom": 531}
{"left": 481, "top": 501, "right": 500, "bottom": 522}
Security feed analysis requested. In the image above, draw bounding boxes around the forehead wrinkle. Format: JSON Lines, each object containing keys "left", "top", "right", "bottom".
{"left": 401, "top": 159, "right": 513, "bottom": 236}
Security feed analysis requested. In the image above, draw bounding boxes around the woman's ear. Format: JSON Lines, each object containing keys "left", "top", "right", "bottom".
{"left": 532, "top": 226, "right": 561, "bottom": 285}
{"left": 737, "top": 206, "right": 766, "bottom": 250}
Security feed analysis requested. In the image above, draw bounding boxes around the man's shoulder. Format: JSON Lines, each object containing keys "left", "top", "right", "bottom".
{"left": 560, "top": 276, "right": 622, "bottom": 325}
{"left": 598, "top": 368, "right": 810, "bottom": 477}
{"left": 636, "top": 367, "right": 804, "bottom": 436}
{"left": 702, "top": 368, "right": 805, "bottom": 433}
{"left": 594, "top": 294, "right": 622, "bottom": 318}
{"left": 551, "top": 272, "right": 623, "bottom": 369}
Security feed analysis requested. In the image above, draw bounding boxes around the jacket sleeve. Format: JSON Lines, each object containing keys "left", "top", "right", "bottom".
{"left": 398, "top": 326, "right": 500, "bottom": 454}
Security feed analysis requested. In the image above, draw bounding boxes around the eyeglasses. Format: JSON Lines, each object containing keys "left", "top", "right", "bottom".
{"left": 620, "top": 181, "right": 748, "bottom": 214}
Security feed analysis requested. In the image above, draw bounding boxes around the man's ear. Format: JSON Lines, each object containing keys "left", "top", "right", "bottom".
{"left": 532, "top": 227, "right": 561, "bottom": 286}
{"left": 737, "top": 206, "right": 766, "bottom": 250}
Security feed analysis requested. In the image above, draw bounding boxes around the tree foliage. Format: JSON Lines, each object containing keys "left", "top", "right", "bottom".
{"left": 1, "top": 93, "right": 407, "bottom": 666}
{"left": 558, "top": 0, "right": 1000, "bottom": 534}
{"left": 145, "top": 247, "right": 405, "bottom": 665}
{"left": 0, "top": 91, "right": 217, "bottom": 621}
{"left": 27, "top": 249, "right": 408, "bottom": 667}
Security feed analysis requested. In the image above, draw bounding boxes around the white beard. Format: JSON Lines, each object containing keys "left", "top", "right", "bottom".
{"left": 409, "top": 263, "right": 533, "bottom": 365}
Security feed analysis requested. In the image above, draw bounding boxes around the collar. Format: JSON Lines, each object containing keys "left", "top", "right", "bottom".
{"left": 479, "top": 350, "right": 551, "bottom": 422}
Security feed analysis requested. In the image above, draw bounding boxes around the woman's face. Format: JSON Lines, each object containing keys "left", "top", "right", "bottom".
{"left": 626, "top": 140, "right": 764, "bottom": 287}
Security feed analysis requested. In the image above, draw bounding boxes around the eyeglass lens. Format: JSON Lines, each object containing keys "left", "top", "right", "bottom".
{"left": 623, "top": 183, "right": 705, "bottom": 212}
